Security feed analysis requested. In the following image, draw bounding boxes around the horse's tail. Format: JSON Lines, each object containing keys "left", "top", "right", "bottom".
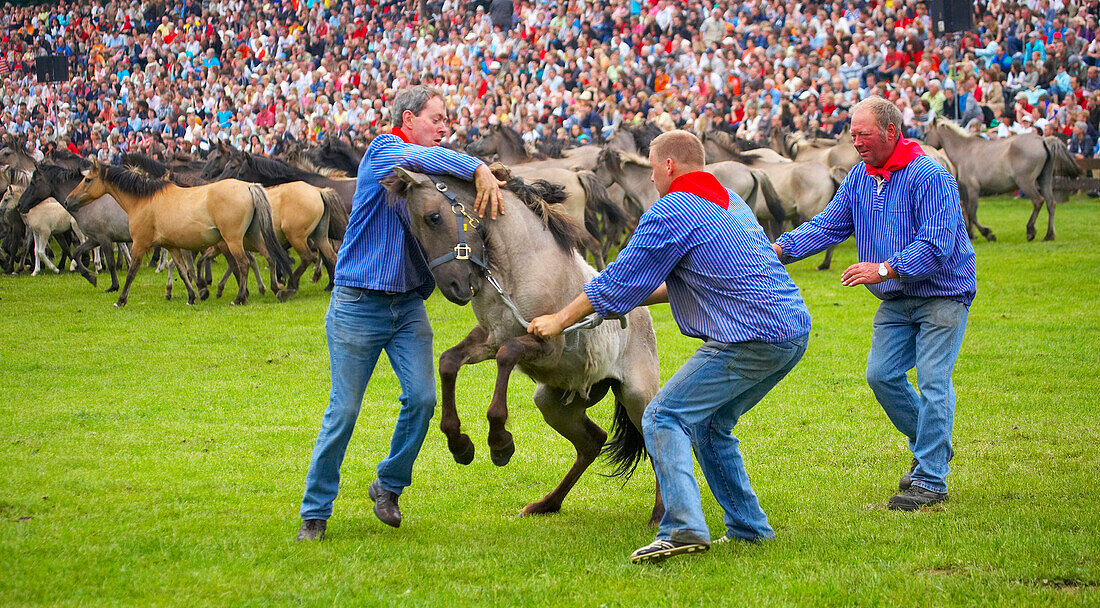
{"left": 1044, "top": 136, "right": 1081, "bottom": 180}
{"left": 602, "top": 396, "right": 648, "bottom": 479}
{"left": 754, "top": 169, "right": 786, "bottom": 228}
{"left": 314, "top": 187, "right": 339, "bottom": 243}
{"left": 248, "top": 184, "right": 294, "bottom": 286}
{"left": 326, "top": 189, "right": 350, "bottom": 243}
{"left": 577, "top": 170, "right": 631, "bottom": 256}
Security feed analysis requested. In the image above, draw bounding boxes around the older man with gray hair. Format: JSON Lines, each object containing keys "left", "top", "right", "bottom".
{"left": 773, "top": 96, "right": 976, "bottom": 511}
{"left": 297, "top": 85, "right": 506, "bottom": 541}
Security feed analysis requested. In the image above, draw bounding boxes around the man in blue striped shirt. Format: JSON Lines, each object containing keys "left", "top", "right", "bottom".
{"left": 529, "top": 131, "right": 811, "bottom": 564}
{"left": 773, "top": 96, "right": 976, "bottom": 511}
{"left": 297, "top": 86, "right": 506, "bottom": 541}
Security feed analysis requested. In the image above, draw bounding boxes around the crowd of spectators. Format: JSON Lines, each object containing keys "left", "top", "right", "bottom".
{"left": 4, "top": 0, "right": 1100, "bottom": 166}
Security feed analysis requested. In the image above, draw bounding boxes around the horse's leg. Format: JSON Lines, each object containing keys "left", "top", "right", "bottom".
{"left": 487, "top": 335, "right": 556, "bottom": 466}
{"left": 610, "top": 375, "right": 665, "bottom": 526}
{"left": 167, "top": 248, "right": 199, "bottom": 305}
{"left": 1019, "top": 182, "right": 1044, "bottom": 242}
{"left": 285, "top": 232, "right": 315, "bottom": 297}
{"left": 69, "top": 237, "right": 100, "bottom": 287}
{"left": 438, "top": 326, "right": 496, "bottom": 465}
{"left": 249, "top": 253, "right": 268, "bottom": 296}
{"left": 149, "top": 246, "right": 161, "bottom": 270}
{"left": 216, "top": 263, "right": 233, "bottom": 298}
{"left": 165, "top": 256, "right": 174, "bottom": 300}
{"left": 115, "top": 242, "right": 148, "bottom": 307}
{"left": 1040, "top": 176, "right": 1058, "bottom": 241}
{"left": 816, "top": 246, "right": 834, "bottom": 271}
{"left": 225, "top": 245, "right": 250, "bottom": 305}
{"left": 30, "top": 231, "right": 45, "bottom": 276}
{"left": 313, "top": 235, "right": 338, "bottom": 291}
{"left": 521, "top": 384, "right": 607, "bottom": 515}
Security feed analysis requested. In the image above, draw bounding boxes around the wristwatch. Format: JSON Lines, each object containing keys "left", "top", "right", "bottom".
{"left": 878, "top": 262, "right": 889, "bottom": 278}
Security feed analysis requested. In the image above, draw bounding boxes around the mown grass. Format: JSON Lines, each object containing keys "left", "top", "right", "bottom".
{"left": 1, "top": 196, "right": 1098, "bottom": 607}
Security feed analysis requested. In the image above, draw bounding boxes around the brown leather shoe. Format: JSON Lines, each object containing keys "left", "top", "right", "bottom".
{"left": 369, "top": 480, "right": 402, "bottom": 528}
{"left": 296, "top": 519, "right": 326, "bottom": 541}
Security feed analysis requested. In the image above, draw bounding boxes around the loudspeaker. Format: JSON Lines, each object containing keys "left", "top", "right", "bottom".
{"left": 929, "top": 0, "right": 974, "bottom": 35}
{"left": 34, "top": 55, "right": 69, "bottom": 82}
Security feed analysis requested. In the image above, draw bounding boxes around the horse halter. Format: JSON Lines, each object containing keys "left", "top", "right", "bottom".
{"left": 424, "top": 176, "right": 490, "bottom": 272}
{"left": 418, "top": 174, "right": 626, "bottom": 336}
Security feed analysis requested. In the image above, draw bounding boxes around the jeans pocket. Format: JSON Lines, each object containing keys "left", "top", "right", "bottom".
{"left": 928, "top": 298, "right": 965, "bottom": 328}
{"left": 333, "top": 286, "right": 364, "bottom": 303}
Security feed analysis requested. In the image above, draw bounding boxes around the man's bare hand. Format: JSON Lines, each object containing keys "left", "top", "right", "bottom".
{"left": 841, "top": 261, "right": 892, "bottom": 286}
{"left": 473, "top": 164, "right": 507, "bottom": 219}
{"left": 528, "top": 313, "right": 567, "bottom": 339}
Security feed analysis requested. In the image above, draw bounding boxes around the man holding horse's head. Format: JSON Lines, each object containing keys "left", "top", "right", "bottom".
{"left": 297, "top": 85, "right": 506, "bottom": 542}
{"left": 529, "top": 130, "right": 811, "bottom": 564}
{"left": 773, "top": 95, "right": 976, "bottom": 511}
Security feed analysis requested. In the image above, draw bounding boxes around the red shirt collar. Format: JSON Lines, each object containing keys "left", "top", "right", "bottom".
{"left": 668, "top": 171, "right": 730, "bottom": 209}
{"left": 391, "top": 127, "right": 411, "bottom": 143}
{"left": 865, "top": 137, "right": 925, "bottom": 181}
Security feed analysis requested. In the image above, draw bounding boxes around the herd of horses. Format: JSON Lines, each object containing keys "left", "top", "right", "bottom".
{"left": 0, "top": 118, "right": 1082, "bottom": 521}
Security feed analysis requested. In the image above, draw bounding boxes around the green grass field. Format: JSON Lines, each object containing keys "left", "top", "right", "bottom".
{"left": 2, "top": 196, "right": 1098, "bottom": 607}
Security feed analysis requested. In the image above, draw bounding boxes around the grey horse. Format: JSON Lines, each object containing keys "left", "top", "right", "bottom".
{"left": 923, "top": 116, "right": 1079, "bottom": 241}
{"left": 384, "top": 167, "right": 664, "bottom": 524}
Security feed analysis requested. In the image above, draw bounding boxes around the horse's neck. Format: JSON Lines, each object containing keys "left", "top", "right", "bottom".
{"left": 935, "top": 126, "right": 971, "bottom": 154}
{"left": 482, "top": 199, "right": 585, "bottom": 297}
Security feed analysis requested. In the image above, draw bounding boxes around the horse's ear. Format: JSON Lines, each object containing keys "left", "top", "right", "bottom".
{"left": 385, "top": 167, "right": 425, "bottom": 198}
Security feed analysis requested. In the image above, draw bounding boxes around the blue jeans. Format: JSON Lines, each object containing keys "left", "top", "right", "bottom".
{"left": 866, "top": 297, "right": 969, "bottom": 494}
{"left": 300, "top": 287, "right": 436, "bottom": 521}
{"left": 642, "top": 334, "right": 808, "bottom": 544}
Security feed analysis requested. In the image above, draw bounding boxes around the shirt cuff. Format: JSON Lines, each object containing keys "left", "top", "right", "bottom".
{"left": 582, "top": 280, "right": 614, "bottom": 318}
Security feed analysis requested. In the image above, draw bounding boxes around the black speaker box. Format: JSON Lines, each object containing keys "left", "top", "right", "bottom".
{"left": 34, "top": 55, "right": 69, "bottom": 82}
{"left": 929, "top": 0, "right": 974, "bottom": 35}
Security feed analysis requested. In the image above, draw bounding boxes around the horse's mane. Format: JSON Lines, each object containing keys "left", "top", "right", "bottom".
{"left": 495, "top": 125, "right": 527, "bottom": 153}
{"left": 707, "top": 131, "right": 764, "bottom": 165}
{"left": 40, "top": 163, "right": 84, "bottom": 184}
{"left": 101, "top": 154, "right": 170, "bottom": 196}
{"left": 282, "top": 152, "right": 349, "bottom": 178}
{"left": 245, "top": 153, "right": 320, "bottom": 182}
{"left": 627, "top": 122, "right": 664, "bottom": 156}
{"left": 501, "top": 176, "right": 588, "bottom": 255}
{"left": 46, "top": 149, "right": 85, "bottom": 165}
{"left": 933, "top": 116, "right": 970, "bottom": 137}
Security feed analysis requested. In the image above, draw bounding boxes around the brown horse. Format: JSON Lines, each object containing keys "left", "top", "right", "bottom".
{"left": 64, "top": 155, "right": 293, "bottom": 306}
{"left": 198, "top": 181, "right": 341, "bottom": 299}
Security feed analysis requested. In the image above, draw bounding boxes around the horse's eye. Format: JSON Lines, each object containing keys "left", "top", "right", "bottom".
{"left": 427, "top": 212, "right": 443, "bottom": 226}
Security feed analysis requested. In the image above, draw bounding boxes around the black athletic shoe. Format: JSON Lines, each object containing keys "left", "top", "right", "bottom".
{"left": 296, "top": 518, "right": 326, "bottom": 541}
{"left": 369, "top": 480, "right": 402, "bottom": 528}
{"left": 629, "top": 538, "right": 709, "bottom": 564}
{"left": 899, "top": 458, "right": 919, "bottom": 492}
{"left": 888, "top": 485, "right": 949, "bottom": 511}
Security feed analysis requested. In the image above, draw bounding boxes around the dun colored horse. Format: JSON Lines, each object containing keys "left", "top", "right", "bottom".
{"left": 65, "top": 155, "right": 293, "bottom": 306}
{"left": 385, "top": 168, "right": 664, "bottom": 523}
{"left": 923, "top": 116, "right": 1079, "bottom": 241}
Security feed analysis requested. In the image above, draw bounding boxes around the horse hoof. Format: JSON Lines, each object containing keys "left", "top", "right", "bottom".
{"left": 1044, "top": 234, "right": 1055, "bottom": 242}
{"left": 490, "top": 442, "right": 515, "bottom": 467}
{"left": 520, "top": 500, "right": 561, "bottom": 516}
{"left": 199, "top": 289, "right": 210, "bottom": 301}
{"left": 105, "top": 286, "right": 117, "bottom": 293}
{"left": 1026, "top": 231, "right": 1036, "bottom": 242}
{"left": 277, "top": 289, "right": 295, "bottom": 303}
{"left": 165, "top": 293, "right": 172, "bottom": 301}
{"left": 450, "top": 435, "right": 475, "bottom": 465}
{"left": 113, "top": 300, "right": 126, "bottom": 308}
{"left": 815, "top": 264, "right": 831, "bottom": 271}
{"left": 986, "top": 233, "right": 997, "bottom": 242}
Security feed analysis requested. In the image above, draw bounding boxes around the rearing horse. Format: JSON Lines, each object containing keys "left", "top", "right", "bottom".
{"left": 385, "top": 168, "right": 664, "bottom": 523}
{"left": 65, "top": 155, "right": 293, "bottom": 307}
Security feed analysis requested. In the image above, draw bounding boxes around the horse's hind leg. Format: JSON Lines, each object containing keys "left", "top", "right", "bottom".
{"left": 1040, "top": 179, "right": 1058, "bottom": 241}
{"left": 1019, "top": 183, "right": 1045, "bottom": 242}
{"left": 438, "top": 326, "right": 496, "bottom": 465}
{"left": 521, "top": 384, "right": 607, "bottom": 516}
{"left": 816, "top": 246, "right": 835, "bottom": 271}
{"left": 487, "top": 335, "right": 555, "bottom": 466}
{"left": 248, "top": 253, "right": 267, "bottom": 296}
{"left": 168, "top": 248, "right": 199, "bottom": 305}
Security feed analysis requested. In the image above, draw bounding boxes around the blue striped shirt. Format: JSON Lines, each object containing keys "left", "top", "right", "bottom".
{"left": 774, "top": 155, "right": 977, "bottom": 305}
{"left": 334, "top": 134, "right": 484, "bottom": 298}
{"left": 583, "top": 189, "right": 811, "bottom": 344}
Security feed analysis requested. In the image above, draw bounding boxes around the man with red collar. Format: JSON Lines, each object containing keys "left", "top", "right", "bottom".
{"left": 298, "top": 85, "right": 505, "bottom": 541}
{"left": 529, "top": 131, "right": 811, "bottom": 564}
{"left": 773, "top": 96, "right": 976, "bottom": 511}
